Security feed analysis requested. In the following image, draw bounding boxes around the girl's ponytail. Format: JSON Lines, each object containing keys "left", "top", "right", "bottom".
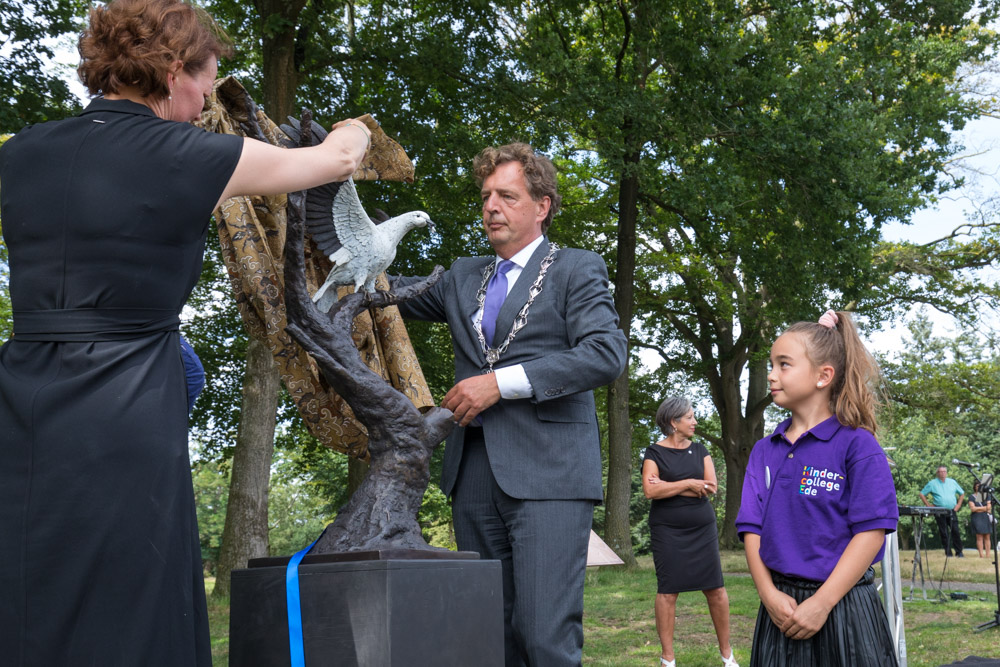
{"left": 831, "top": 312, "right": 882, "bottom": 433}
{"left": 785, "top": 311, "right": 883, "bottom": 433}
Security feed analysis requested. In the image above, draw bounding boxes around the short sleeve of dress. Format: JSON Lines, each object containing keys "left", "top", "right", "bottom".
{"left": 642, "top": 445, "right": 662, "bottom": 473}
{"left": 164, "top": 125, "right": 243, "bottom": 220}
{"left": 693, "top": 441, "right": 710, "bottom": 460}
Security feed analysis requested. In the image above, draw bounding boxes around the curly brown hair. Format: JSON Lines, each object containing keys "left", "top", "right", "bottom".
{"left": 473, "top": 143, "right": 561, "bottom": 232}
{"left": 78, "top": 0, "right": 232, "bottom": 99}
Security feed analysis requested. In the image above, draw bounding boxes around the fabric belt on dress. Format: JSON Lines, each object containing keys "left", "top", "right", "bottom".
{"left": 12, "top": 308, "right": 181, "bottom": 341}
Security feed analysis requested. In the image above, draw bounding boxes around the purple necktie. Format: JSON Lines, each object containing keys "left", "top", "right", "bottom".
{"left": 482, "top": 259, "right": 515, "bottom": 346}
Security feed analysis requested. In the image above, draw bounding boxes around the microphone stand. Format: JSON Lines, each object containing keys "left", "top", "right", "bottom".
{"left": 960, "top": 464, "right": 1000, "bottom": 632}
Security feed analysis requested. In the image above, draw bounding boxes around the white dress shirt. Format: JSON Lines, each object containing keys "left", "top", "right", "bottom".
{"left": 472, "top": 235, "right": 544, "bottom": 399}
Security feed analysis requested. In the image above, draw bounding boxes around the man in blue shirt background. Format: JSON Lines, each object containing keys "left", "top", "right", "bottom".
{"left": 920, "top": 465, "right": 966, "bottom": 557}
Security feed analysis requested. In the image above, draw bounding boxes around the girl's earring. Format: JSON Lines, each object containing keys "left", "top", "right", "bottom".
{"left": 817, "top": 382, "right": 824, "bottom": 388}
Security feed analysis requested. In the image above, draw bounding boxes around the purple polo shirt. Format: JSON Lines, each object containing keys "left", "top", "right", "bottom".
{"left": 735, "top": 415, "right": 898, "bottom": 582}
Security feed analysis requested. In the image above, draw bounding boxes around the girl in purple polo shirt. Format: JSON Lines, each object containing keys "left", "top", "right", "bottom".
{"left": 736, "top": 310, "right": 898, "bottom": 667}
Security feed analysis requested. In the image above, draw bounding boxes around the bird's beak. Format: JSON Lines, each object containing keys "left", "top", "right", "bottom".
{"left": 427, "top": 219, "right": 436, "bottom": 235}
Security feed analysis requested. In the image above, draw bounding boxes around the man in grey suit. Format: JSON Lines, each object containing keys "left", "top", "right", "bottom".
{"left": 397, "top": 143, "right": 627, "bottom": 666}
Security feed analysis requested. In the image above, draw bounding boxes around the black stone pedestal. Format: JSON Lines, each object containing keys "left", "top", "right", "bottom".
{"left": 229, "top": 553, "right": 503, "bottom": 666}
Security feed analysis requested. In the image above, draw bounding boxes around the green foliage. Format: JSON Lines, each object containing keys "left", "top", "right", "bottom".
{"left": 202, "top": 0, "right": 540, "bottom": 463}
{"left": 193, "top": 446, "right": 353, "bottom": 571}
{"left": 0, "top": 225, "right": 8, "bottom": 342}
{"left": 271, "top": 408, "right": 456, "bottom": 549}
{"left": 884, "top": 311, "right": 1000, "bottom": 436}
{"left": 502, "top": 0, "right": 1000, "bottom": 543}
{"left": 172, "top": 0, "right": 1000, "bottom": 549}
{"left": 0, "top": 1, "right": 87, "bottom": 132}
{"left": 627, "top": 463, "right": 652, "bottom": 556}
{"left": 869, "top": 223, "right": 1000, "bottom": 322}
{"left": 184, "top": 236, "right": 249, "bottom": 460}
{"left": 0, "top": 134, "right": 10, "bottom": 341}
{"left": 418, "top": 481, "right": 455, "bottom": 550}
{"left": 272, "top": 412, "right": 352, "bottom": 515}
{"left": 192, "top": 458, "right": 231, "bottom": 573}
{"left": 881, "top": 312, "right": 1000, "bottom": 546}
{"left": 516, "top": 0, "right": 1000, "bottom": 346}
{"left": 267, "top": 446, "right": 337, "bottom": 556}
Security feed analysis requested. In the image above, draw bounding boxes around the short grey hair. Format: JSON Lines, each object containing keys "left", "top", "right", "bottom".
{"left": 655, "top": 397, "right": 692, "bottom": 436}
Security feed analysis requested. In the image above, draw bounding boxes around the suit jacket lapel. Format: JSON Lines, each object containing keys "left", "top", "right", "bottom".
{"left": 460, "top": 257, "right": 494, "bottom": 357}
{"left": 493, "top": 238, "right": 549, "bottom": 343}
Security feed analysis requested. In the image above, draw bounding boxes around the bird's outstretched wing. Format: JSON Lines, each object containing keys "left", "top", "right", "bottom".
{"left": 278, "top": 117, "right": 347, "bottom": 258}
{"left": 328, "top": 178, "right": 379, "bottom": 265}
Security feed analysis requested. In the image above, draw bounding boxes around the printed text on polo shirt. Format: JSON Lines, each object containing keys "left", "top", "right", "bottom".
{"left": 799, "top": 464, "right": 843, "bottom": 496}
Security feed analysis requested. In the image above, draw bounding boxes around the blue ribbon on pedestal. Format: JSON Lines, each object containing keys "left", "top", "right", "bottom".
{"left": 286, "top": 537, "right": 319, "bottom": 667}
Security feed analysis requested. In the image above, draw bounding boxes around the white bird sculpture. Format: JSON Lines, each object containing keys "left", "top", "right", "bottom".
{"left": 311, "top": 178, "right": 433, "bottom": 312}
{"left": 280, "top": 118, "right": 434, "bottom": 313}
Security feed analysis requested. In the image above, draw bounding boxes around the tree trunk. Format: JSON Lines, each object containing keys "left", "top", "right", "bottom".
{"left": 604, "top": 138, "right": 640, "bottom": 568}
{"left": 212, "top": 338, "right": 280, "bottom": 598}
{"left": 718, "top": 353, "right": 768, "bottom": 548}
{"left": 211, "top": 1, "right": 308, "bottom": 598}
{"left": 256, "top": 0, "right": 307, "bottom": 121}
{"left": 719, "top": 421, "right": 754, "bottom": 549}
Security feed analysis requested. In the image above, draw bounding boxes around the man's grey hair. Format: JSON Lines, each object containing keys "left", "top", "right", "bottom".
{"left": 655, "top": 397, "right": 693, "bottom": 436}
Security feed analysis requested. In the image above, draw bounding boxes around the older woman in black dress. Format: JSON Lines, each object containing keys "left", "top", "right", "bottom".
{"left": 643, "top": 396, "right": 738, "bottom": 667}
{"left": 0, "top": 1, "right": 372, "bottom": 664}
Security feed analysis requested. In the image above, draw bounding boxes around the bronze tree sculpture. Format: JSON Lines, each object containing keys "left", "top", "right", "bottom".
{"left": 281, "top": 115, "right": 455, "bottom": 554}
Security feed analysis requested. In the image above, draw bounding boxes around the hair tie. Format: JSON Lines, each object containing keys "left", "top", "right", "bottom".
{"left": 818, "top": 310, "right": 839, "bottom": 329}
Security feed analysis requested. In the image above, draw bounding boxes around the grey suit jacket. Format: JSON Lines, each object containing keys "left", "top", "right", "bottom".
{"left": 397, "top": 238, "right": 627, "bottom": 501}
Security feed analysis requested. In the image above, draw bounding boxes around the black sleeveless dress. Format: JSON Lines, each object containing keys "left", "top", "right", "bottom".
{"left": 644, "top": 441, "right": 724, "bottom": 593}
{"left": 0, "top": 98, "right": 242, "bottom": 666}
{"left": 969, "top": 496, "right": 993, "bottom": 535}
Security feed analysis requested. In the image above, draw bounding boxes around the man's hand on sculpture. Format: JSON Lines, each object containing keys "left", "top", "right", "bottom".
{"left": 442, "top": 374, "right": 501, "bottom": 426}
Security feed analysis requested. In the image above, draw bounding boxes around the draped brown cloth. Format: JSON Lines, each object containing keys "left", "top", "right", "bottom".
{"left": 194, "top": 76, "right": 434, "bottom": 461}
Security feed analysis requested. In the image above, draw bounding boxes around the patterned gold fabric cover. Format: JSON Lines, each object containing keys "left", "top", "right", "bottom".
{"left": 194, "top": 76, "right": 434, "bottom": 461}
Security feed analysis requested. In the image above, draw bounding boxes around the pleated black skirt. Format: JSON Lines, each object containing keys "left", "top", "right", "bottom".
{"left": 749, "top": 568, "right": 898, "bottom": 667}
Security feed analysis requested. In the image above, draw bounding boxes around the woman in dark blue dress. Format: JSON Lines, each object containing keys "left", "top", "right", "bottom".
{"left": 0, "top": 1, "right": 371, "bottom": 664}
{"left": 969, "top": 481, "right": 994, "bottom": 558}
{"left": 643, "top": 396, "right": 738, "bottom": 667}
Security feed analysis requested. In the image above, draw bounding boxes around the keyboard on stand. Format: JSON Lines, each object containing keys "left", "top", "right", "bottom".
{"left": 898, "top": 505, "right": 952, "bottom": 517}
{"left": 898, "top": 506, "right": 952, "bottom": 601}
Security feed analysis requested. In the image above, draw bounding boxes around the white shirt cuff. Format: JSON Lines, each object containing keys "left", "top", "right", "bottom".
{"left": 495, "top": 364, "right": 533, "bottom": 399}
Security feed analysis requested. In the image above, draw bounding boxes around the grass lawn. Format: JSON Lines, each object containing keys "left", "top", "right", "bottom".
{"left": 586, "top": 553, "right": 999, "bottom": 666}
{"left": 205, "top": 550, "right": 1000, "bottom": 667}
